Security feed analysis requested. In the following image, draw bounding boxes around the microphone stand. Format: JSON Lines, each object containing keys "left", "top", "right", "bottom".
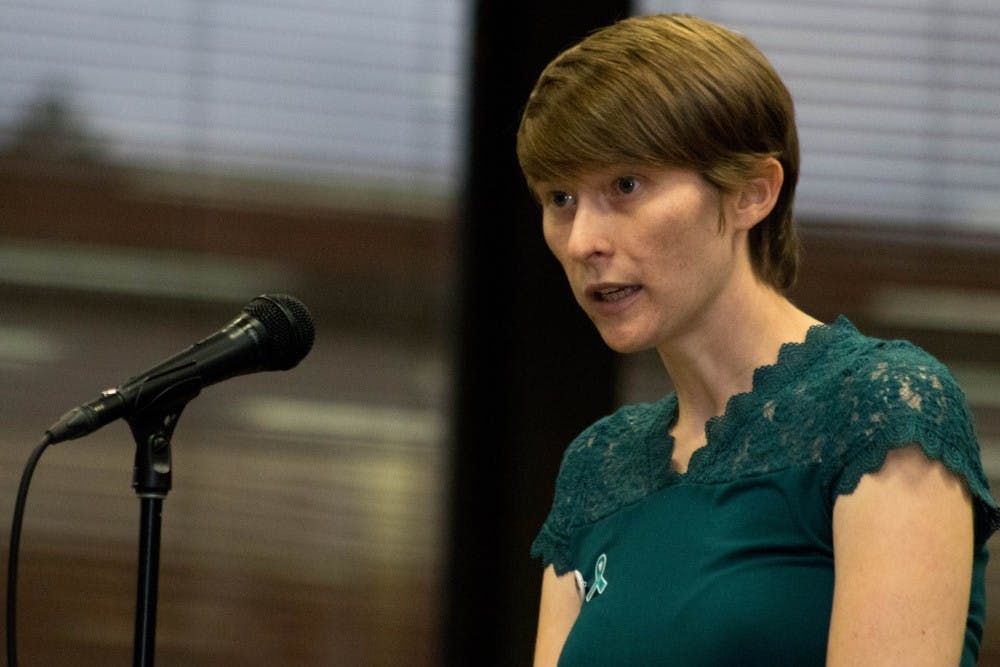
{"left": 126, "top": 402, "right": 186, "bottom": 667}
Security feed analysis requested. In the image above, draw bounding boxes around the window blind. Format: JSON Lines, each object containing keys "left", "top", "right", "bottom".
{"left": 0, "top": 0, "right": 469, "bottom": 202}
{"left": 638, "top": 0, "right": 1000, "bottom": 231}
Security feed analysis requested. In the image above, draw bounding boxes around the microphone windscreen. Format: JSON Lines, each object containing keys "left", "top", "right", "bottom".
{"left": 244, "top": 294, "right": 315, "bottom": 370}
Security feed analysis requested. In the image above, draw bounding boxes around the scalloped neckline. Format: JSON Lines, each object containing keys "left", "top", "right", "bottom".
{"left": 661, "top": 316, "right": 855, "bottom": 478}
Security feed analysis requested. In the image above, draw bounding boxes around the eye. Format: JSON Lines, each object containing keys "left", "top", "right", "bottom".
{"left": 549, "top": 191, "right": 575, "bottom": 208}
{"left": 615, "top": 176, "right": 638, "bottom": 195}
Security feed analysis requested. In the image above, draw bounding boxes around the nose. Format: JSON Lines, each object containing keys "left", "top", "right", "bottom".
{"left": 566, "top": 201, "right": 613, "bottom": 262}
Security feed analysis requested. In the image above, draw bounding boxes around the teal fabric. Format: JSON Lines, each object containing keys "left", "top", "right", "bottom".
{"left": 532, "top": 317, "right": 999, "bottom": 666}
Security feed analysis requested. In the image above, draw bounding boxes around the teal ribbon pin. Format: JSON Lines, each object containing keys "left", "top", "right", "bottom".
{"left": 585, "top": 553, "right": 608, "bottom": 602}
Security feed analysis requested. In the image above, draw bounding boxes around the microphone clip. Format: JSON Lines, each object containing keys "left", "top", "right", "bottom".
{"left": 127, "top": 402, "right": 186, "bottom": 499}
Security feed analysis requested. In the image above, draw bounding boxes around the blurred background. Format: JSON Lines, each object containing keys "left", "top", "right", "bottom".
{"left": 0, "top": 0, "right": 998, "bottom": 665}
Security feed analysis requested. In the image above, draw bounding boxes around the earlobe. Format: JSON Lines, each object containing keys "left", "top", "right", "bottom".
{"left": 735, "top": 158, "right": 783, "bottom": 229}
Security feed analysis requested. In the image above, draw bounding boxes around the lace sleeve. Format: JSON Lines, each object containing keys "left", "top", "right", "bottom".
{"left": 831, "top": 341, "right": 1000, "bottom": 541}
{"left": 531, "top": 428, "right": 600, "bottom": 575}
{"left": 531, "top": 397, "right": 675, "bottom": 574}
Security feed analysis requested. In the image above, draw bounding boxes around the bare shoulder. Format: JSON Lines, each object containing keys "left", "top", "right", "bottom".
{"left": 829, "top": 445, "right": 974, "bottom": 666}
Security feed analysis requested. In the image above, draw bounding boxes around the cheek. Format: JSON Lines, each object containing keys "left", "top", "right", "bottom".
{"left": 635, "top": 223, "right": 688, "bottom": 268}
{"left": 541, "top": 223, "right": 569, "bottom": 263}
{"left": 636, "top": 218, "right": 719, "bottom": 286}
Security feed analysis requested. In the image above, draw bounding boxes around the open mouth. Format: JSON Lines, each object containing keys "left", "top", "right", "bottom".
{"left": 593, "top": 285, "right": 641, "bottom": 303}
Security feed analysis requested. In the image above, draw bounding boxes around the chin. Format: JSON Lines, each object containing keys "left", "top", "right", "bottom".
{"left": 597, "top": 329, "right": 651, "bottom": 355}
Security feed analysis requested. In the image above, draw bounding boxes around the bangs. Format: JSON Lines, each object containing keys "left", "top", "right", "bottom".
{"left": 516, "top": 47, "right": 691, "bottom": 188}
{"left": 517, "top": 111, "right": 648, "bottom": 188}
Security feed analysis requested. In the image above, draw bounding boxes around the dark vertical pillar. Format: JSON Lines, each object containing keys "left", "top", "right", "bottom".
{"left": 445, "top": 2, "right": 631, "bottom": 666}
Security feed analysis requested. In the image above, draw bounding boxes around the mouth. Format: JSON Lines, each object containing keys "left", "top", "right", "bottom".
{"left": 590, "top": 284, "right": 642, "bottom": 303}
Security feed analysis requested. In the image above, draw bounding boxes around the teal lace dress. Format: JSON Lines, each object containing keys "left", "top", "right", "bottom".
{"left": 532, "top": 317, "right": 1000, "bottom": 666}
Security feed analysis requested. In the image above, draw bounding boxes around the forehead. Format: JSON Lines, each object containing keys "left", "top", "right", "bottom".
{"left": 532, "top": 163, "right": 694, "bottom": 190}
{"left": 531, "top": 163, "right": 639, "bottom": 188}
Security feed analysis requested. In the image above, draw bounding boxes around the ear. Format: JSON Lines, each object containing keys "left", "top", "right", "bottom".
{"left": 731, "top": 157, "right": 783, "bottom": 231}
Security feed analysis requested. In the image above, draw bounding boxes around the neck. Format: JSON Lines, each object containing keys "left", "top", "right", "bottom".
{"left": 657, "top": 278, "right": 822, "bottom": 446}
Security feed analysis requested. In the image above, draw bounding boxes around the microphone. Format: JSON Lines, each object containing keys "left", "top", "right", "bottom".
{"left": 45, "top": 293, "right": 315, "bottom": 444}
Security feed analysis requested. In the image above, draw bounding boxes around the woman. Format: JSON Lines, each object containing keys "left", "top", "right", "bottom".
{"left": 517, "top": 14, "right": 999, "bottom": 666}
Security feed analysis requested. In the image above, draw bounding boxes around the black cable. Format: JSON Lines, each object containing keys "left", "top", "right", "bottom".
{"left": 6, "top": 434, "right": 53, "bottom": 667}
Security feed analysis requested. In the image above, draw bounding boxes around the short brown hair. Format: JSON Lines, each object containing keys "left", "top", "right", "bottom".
{"left": 516, "top": 14, "right": 800, "bottom": 290}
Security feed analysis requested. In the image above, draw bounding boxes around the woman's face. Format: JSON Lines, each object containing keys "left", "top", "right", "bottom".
{"left": 536, "top": 166, "right": 751, "bottom": 354}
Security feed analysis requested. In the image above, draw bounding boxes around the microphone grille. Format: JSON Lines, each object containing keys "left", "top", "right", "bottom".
{"left": 244, "top": 293, "right": 316, "bottom": 370}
